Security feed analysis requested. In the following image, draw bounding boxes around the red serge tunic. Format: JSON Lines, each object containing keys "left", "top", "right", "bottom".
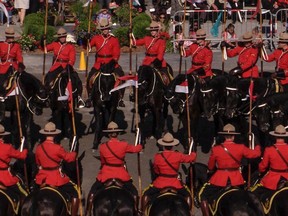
{"left": 152, "top": 150, "right": 196, "bottom": 189}
{"left": 184, "top": 43, "right": 213, "bottom": 78}
{"left": 134, "top": 36, "right": 167, "bottom": 68}
{"left": 265, "top": 49, "right": 288, "bottom": 85}
{"left": 90, "top": 34, "right": 121, "bottom": 70}
{"left": 0, "top": 141, "right": 27, "bottom": 186}
{"left": 208, "top": 140, "right": 261, "bottom": 187}
{"left": 46, "top": 42, "right": 76, "bottom": 72}
{"left": 259, "top": 141, "right": 288, "bottom": 190}
{"left": 0, "top": 42, "right": 23, "bottom": 74}
{"left": 96, "top": 138, "right": 142, "bottom": 182}
{"left": 227, "top": 46, "right": 259, "bottom": 78}
{"left": 35, "top": 140, "right": 77, "bottom": 186}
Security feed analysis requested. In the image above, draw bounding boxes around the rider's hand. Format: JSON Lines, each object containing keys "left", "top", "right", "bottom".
{"left": 220, "top": 41, "right": 228, "bottom": 48}
{"left": 18, "top": 62, "right": 25, "bottom": 73}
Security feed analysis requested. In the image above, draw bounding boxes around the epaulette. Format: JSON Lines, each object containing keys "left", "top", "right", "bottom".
{"left": 109, "top": 33, "right": 115, "bottom": 37}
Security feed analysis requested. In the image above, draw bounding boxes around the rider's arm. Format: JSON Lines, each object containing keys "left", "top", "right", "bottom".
{"left": 68, "top": 45, "right": 76, "bottom": 66}
{"left": 8, "top": 144, "right": 27, "bottom": 160}
{"left": 226, "top": 46, "right": 240, "bottom": 58}
{"left": 258, "top": 147, "right": 270, "bottom": 173}
{"left": 57, "top": 145, "right": 77, "bottom": 162}
{"left": 112, "top": 37, "right": 121, "bottom": 62}
{"left": 156, "top": 39, "right": 166, "bottom": 62}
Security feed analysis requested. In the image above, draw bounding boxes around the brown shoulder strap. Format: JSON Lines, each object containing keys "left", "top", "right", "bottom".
{"left": 40, "top": 144, "right": 59, "bottom": 164}
{"left": 160, "top": 152, "right": 178, "bottom": 174}
{"left": 273, "top": 145, "right": 288, "bottom": 167}
{"left": 220, "top": 144, "right": 241, "bottom": 165}
{"left": 105, "top": 142, "right": 124, "bottom": 161}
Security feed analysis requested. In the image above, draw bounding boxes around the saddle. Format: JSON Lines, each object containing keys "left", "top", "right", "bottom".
{"left": 88, "top": 71, "right": 101, "bottom": 89}
{"left": 0, "top": 187, "right": 20, "bottom": 215}
{"left": 259, "top": 181, "right": 288, "bottom": 214}
{"left": 153, "top": 68, "right": 173, "bottom": 86}
{"left": 103, "top": 178, "right": 125, "bottom": 189}
{"left": 208, "top": 187, "right": 240, "bottom": 215}
{"left": 40, "top": 186, "right": 71, "bottom": 215}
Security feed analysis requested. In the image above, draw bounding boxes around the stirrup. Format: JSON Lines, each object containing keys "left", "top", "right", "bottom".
{"left": 118, "top": 99, "right": 125, "bottom": 107}
{"left": 77, "top": 96, "right": 85, "bottom": 108}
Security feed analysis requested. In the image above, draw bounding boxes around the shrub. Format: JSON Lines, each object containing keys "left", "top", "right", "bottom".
{"left": 17, "top": 34, "right": 37, "bottom": 52}
{"left": 132, "top": 12, "right": 150, "bottom": 39}
{"left": 112, "top": 26, "right": 129, "bottom": 47}
{"left": 23, "top": 12, "right": 56, "bottom": 44}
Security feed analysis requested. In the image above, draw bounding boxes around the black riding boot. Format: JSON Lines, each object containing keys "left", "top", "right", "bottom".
{"left": 71, "top": 198, "right": 79, "bottom": 216}
{"left": 141, "top": 194, "right": 150, "bottom": 213}
{"left": 85, "top": 193, "right": 94, "bottom": 216}
{"left": 200, "top": 200, "right": 210, "bottom": 216}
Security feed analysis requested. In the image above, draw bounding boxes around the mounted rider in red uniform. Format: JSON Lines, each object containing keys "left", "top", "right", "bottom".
{"left": 180, "top": 29, "right": 213, "bottom": 83}
{"left": 42, "top": 28, "right": 85, "bottom": 108}
{"left": 141, "top": 132, "right": 196, "bottom": 213}
{"left": 131, "top": 21, "right": 172, "bottom": 84}
{"left": 224, "top": 31, "right": 259, "bottom": 78}
{"left": 199, "top": 124, "right": 261, "bottom": 216}
{"left": 263, "top": 32, "right": 288, "bottom": 92}
{"left": 85, "top": 18, "right": 125, "bottom": 108}
{"left": 34, "top": 122, "right": 79, "bottom": 216}
{"left": 0, "top": 27, "right": 25, "bottom": 74}
{"left": 85, "top": 121, "right": 142, "bottom": 215}
{"left": 251, "top": 125, "right": 288, "bottom": 199}
{"left": 0, "top": 124, "right": 28, "bottom": 206}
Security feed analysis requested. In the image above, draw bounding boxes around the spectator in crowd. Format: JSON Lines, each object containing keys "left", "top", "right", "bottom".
{"left": 95, "top": 7, "right": 112, "bottom": 25}
{"left": 2, "top": 0, "right": 15, "bottom": 25}
{"left": 191, "top": 0, "right": 209, "bottom": 24}
{"left": 149, "top": 8, "right": 158, "bottom": 21}
{"left": 14, "top": 0, "right": 29, "bottom": 26}
{"left": 207, "top": 0, "right": 225, "bottom": 21}
{"left": 222, "top": 23, "right": 237, "bottom": 48}
{"left": 0, "top": 4, "right": 3, "bottom": 25}
{"left": 227, "top": 0, "right": 243, "bottom": 24}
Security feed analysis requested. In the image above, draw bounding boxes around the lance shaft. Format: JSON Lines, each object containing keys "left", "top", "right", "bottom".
{"left": 222, "top": 0, "right": 227, "bottom": 74}
{"left": 85, "top": 0, "right": 93, "bottom": 80}
{"left": 42, "top": 0, "right": 49, "bottom": 84}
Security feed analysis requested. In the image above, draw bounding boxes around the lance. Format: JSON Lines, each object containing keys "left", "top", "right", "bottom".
{"left": 67, "top": 66, "right": 83, "bottom": 216}
{"left": 85, "top": 0, "right": 93, "bottom": 80}
{"left": 13, "top": 69, "right": 29, "bottom": 191}
{"left": 129, "top": 0, "right": 133, "bottom": 76}
{"left": 184, "top": 72, "right": 195, "bottom": 215}
{"left": 222, "top": 0, "right": 227, "bottom": 74}
{"left": 42, "top": 0, "right": 49, "bottom": 84}
{"left": 178, "top": 0, "right": 187, "bottom": 75}
{"left": 259, "top": 0, "right": 264, "bottom": 77}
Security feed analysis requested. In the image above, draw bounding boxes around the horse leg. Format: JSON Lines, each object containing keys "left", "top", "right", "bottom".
{"left": 23, "top": 112, "right": 33, "bottom": 151}
{"left": 93, "top": 107, "right": 103, "bottom": 150}
{"left": 0, "top": 102, "right": 5, "bottom": 122}
{"left": 138, "top": 105, "right": 146, "bottom": 147}
{"left": 162, "top": 101, "right": 169, "bottom": 132}
{"left": 11, "top": 110, "right": 21, "bottom": 149}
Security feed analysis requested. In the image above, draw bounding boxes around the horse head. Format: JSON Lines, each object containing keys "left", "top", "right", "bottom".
{"left": 199, "top": 86, "right": 218, "bottom": 119}
{"left": 137, "top": 66, "right": 157, "bottom": 106}
{"left": 18, "top": 72, "right": 49, "bottom": 116}
{"left": 253, "top": 102, "right": 271, "bottom": 133}
{"left": 165, "top": 74, "right": 197, "bottom": 115}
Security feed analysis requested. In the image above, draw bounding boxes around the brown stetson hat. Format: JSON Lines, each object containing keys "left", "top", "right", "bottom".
{"left": 157, "top": 132, "right": 179, "bottom": 146}
{"left": 97, "top": 18, "right": 112, "bottom": 30}
{"left": 269, "top": 125, "right": 288, "bottom": 137}
{"left": 218, "top": 124, "right": 240, "bottom": 135}
{"left": 278, "top": 33, "right": 288, "bottom": 43}
{"left": 5, "top": 27, "right": 16, "bottom": 38}
{"left": 146, "top": 21, "right": 161, "bottom": 31}
{"left": 39, "top": 122, "right": 61, "bottom": 135}
{"left": 0, "top": 124, "right": 10, "bottom": 136}
{"left": 102, "top": 121, "right": 125, "bottom": 133}
{"left": 238, "top": 32, "right": 254, "bottom": 42}
{"left": 195, "top": 29, "right": 206, "bottom": 39}
{"left": 54, "top": 27, "right": 67, "bottom": 38}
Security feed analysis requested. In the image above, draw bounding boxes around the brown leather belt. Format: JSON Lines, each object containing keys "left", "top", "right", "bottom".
{"left": 145, "top": 53, "right": 157, "bottom": 57}
{"left": 56, "top": 59, "right": 69, "bottom": 63}
{"left": 0, "top": 167, "right": 8, "bottom": 170}
{"left": 42, "top": 166, "right": 60, "bottom": 170}
{"left": 270, "top": 168, "right": 288, "bottom": 172}
{"left": 192, "top": 62, "right": 203, "bottom": 66}
{"left": 97, "top": 54, "right": 113, "bottom": 58}
{"left": 217, "top": 167, "right": 240, "bottom": 171}
{"left": 104, "top": 163, "right": 123, "bottom": 167}
{"left": 158, "top": 173, "right": 178, "bottom": 178}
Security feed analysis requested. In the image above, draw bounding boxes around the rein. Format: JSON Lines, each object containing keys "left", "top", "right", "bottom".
{"left": 98, "top": 72, "right": 117, "bottom": 102}
{"left": 138, "top": 69, "right": 156, "bottom": 98}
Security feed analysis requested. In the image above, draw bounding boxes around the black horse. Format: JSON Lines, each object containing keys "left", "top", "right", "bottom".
{"left": 165, "top": 73, "right": 201, "bottom": 150}
{"left": 147, "top": 190, "right": 190, "bottom": 216}
{"left": 89, "top": 61, "right": 122, "bottom": 150}
{"left": 47, "top": 66, "right": 82, "bottom": 142}
{"left": 91, "top": 179, "right": 136, "bottom": 216}
{"left": 21, "top": 151, "right": 84, "bottom": 216}
{"left": 0, "top": 71, "right": 48, "bottom": 149}
{"left": 187, "top": 163, "right": 265, "bottom": 216}
{"left": 137, "top": 65, "right": 168, "bottom": 145}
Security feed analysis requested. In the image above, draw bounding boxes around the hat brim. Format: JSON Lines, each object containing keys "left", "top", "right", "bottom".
{"left": 146, "top": 27, "right": 161, "bottom": 31}
{"left": 238, "top": 36, "right": 254, "bottom": 42}
{"left": 102, "top": 128, "right": 125, "bottom": 133}
{"left": 269, "top": 131, "right": 288, "bottom": 137}
{"left": 39, "top": 129, "right": 62, "bottom": 135}
{"left": 278, "top": 39, "right": 288, "bottom": 43}
{"left": 54, "top": 33, "right": 68, "bottom": 38}
{"left": 218, "top": 131, "right": 240, "bottom": 135}
{"left": 157, "top": 138, "right": 179, "bottom": 146}
{"left": 97, "top": 24, "right": 112, "bottom": 30}
{"left": 0, "top": 131, "right": 10, "bottom": 136}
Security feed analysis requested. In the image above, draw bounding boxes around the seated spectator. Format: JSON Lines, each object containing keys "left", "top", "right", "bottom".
{"left": 191, "top": 0, "right": 209, "bottom": 24}
{"left": 222, "top": 23, "right": 237, "bottom": 48}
